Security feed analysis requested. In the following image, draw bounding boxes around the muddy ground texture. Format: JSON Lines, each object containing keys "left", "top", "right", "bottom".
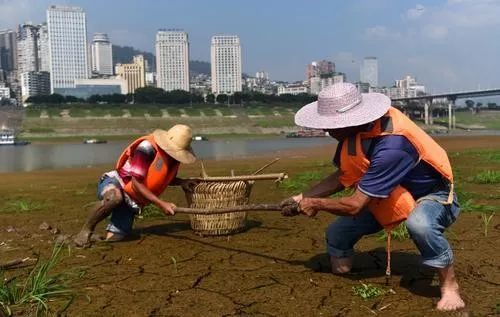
{"left": 1, "top": 136, "right": 499, "bottom": 316}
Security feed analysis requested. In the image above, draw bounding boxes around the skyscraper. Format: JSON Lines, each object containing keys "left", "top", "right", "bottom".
{"left": 91, "top": 33, "right": 113, "bottom": 76}
{"left": 211, "top": 35, "right": 242, "bottom": 95}
{"left": 0, "top": 29, "right": 17, "bottom": 76}
{"left": 17, "top": 23, "right": 40, "bottom": 76}
{"left": 47, "top": 5, "right": 88, "bottom": 94}
{"left": 37, "top": 23, "right": 50, "bottom": 72}
{"left": 360, "top": 57, "right": 378, "bottom": 87}
{"left": 155, "top": 30, "right": 189, "bottom": 92}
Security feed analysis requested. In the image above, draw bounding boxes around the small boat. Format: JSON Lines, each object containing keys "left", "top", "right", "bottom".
{"left": 286, "top": 128, "right": 328, "bottom": 138}
{"left": 83, "top": 138, "right": 107, "bottom": 144}
{"left": 0, "top": 128, "right": 30, "bottom": 146}
{"left": 192, "top": 135, "right": 208, "bottom": 141}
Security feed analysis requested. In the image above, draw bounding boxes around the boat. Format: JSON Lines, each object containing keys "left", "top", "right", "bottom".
{"left": 0, "top": 128, "right": 30, "bottom": 146}
{"left": 192, "top": 135, "right": 208, "bottom": 141}
{"left": 83, "top": 138, "right": 107, "bottom": 144}
{"left": 286, "top": 128, "right": 328, "bottom": 138}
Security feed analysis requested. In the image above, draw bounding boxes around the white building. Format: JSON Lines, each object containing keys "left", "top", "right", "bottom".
{"left": 47, "top": 5, "right": 89, "bottom": 94}
{"left": 211, "top": 35, "right": 242, "bottom": 95}
{"left": 360, "top": 57, "right": 378, "bottom": 87}
{"left": 91, "top": 33, "right": 113, "bottom": 76}
{"left": 0, "top": 84, "right": 10, "bottom": 99}
{"left": 277, "top": 84, "right": 308, "bottom": 96}
{"left": 20, "top": 71, "right": 50, "bottom": 101}
{"left": 396, "top": 75, "right": 425, "bottom": 95}
{"left": 309, "top": 74, "right": 345, "bottom": 95}
{"left": 17, "top": 23, "right": 39, "bottom": 76}
{"left": 155, "top": 30, "right": 189, "bottom": 92}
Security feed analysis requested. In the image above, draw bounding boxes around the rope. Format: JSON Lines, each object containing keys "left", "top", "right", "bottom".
{"left": 385, "top": 230, "right": 392, "bottom": 285}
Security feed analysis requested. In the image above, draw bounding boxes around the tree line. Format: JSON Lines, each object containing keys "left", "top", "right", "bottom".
{"left": 25, "top": 87, "right": 316, "bottom": 106}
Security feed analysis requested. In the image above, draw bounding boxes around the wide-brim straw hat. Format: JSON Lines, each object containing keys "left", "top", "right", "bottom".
{"left": 152, "top": 124, "right": 196, "bottom": 164}
{"left": 295, "top": 82, "right": 391, "bottom": 129}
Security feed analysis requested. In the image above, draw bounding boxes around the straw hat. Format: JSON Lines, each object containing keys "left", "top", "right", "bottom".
{"left": 295, "top": 82, "right": 391, "bottom": 129}
{"left": 152, "top": 124, "right": 196, "bottom": 164}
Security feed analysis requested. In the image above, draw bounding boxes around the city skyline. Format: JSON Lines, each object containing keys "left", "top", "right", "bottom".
{"left": 0, "top": 0, "right": 499, "bottom": 92}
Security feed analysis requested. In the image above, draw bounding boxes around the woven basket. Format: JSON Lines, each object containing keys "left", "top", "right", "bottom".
{"left": 184, "top": 180, "right": 254, "bottom": 236}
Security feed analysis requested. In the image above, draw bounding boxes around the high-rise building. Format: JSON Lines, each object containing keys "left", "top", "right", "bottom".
{"left": 0, "top": 29, "right": 17, "bottom": 75}
{"left": 115, "top": 55, "right": 146, "bottom": 93}
{"left": 47, "top": 5, "right": 89, "bottom": 94}
{"left": 211, "top": 35, "right": 242, "bottom": 95}
{"left": 91, "top": 33, "right": 113, "bottom": 76}
{"left": 155, "top": 30, "right": 189, "bottom": 92}
{"left": 360, "top": 57, "right": 378, "bottom": 87}
{"left": 17, "top": 23, "right": 40, "bottom": 76}
{"left": 38, "top": 23, "right": 50, "bottom": 72}
{"left": 306, "top": 60, "right": 335, "bottom": 80}
{"left": 20, "top": 71, "right": 50, "bottom": 101}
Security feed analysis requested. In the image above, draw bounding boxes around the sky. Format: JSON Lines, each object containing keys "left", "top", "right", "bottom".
{"left": 1, "top": 0, "right": 499, "bottom": 92}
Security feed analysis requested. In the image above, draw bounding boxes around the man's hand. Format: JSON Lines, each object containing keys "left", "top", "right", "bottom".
{"left": 279, "top": 194, "right": 303, "bottom": 217}
{"left": 158, "top": 201, "right": 176, "bottom": 215}
{"left": 299, "top": 198, "right": 319, "bottom": 217}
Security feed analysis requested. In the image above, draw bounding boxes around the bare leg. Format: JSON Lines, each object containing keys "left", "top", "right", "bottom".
{"left": 436, "top": 265, "right": 465, "bottom": 311}
{"left": 73, "top": 188, "right": 122, "bottom": 247}
{"left": 330, "top": 256, "right": 353, "bottom": 274}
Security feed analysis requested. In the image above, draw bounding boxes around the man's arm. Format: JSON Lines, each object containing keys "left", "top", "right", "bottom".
{"left": 299, "top": 188, "right": 370, "bottom": 217}
{"left": 131, "top": 177, "right": 175, "bottom": 215}
{"left": 303, "top": 169, "right": 344, "bottom": 198}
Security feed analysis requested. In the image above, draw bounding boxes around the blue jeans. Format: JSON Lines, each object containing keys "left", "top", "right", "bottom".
{"left": 325, "top": 189, "right": 460, "bottom": 268}
{"left": 97, "top": 175, "right": 136, "bottom": 236}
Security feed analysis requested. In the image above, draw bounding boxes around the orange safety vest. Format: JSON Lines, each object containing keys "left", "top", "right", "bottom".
{"left": 338, "top": 107, "right": 454, "bottom": 230}
{"left": 116, "top": 134, "right": 179, "bottom": 206}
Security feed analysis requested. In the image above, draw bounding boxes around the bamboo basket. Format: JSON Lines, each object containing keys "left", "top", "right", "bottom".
{"left": 183, "top": 160, "right": 287, "bottom": 236}
{"left": 184, "top": 180, "right": 253, "bottom": 236}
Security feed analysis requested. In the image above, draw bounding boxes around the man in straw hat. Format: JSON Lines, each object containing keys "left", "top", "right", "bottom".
{"left": 281, "top": 83, "right": 464, "bottom": 311}
{"left": 73, "top": 124, "right": 197, "bottom": 247}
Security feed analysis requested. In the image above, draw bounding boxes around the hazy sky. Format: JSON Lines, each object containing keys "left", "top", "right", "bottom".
{"left": 1, "top": 0, "right": 499, "bottom": 92}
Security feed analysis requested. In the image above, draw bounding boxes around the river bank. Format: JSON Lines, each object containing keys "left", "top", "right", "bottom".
{"left": 1, "top": 136, "right": 499, "bottom": 316}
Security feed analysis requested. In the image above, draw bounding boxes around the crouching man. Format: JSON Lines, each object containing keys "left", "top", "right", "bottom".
{"left": 73, "top": 124, "right": 196, "bottom": 247}
{"left": 281, "top": 83, "right": 465, "bottom": 311}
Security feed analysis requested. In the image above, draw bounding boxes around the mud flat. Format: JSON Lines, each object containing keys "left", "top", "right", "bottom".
{"left": 1, "top": 135, "right": 499, "bottom": 316}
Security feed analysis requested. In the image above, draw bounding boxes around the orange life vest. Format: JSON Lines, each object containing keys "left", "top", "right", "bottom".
{"left": 338, "top": 107, "right": 454, "bottom": 230}
{"left": 116, "top": 134, "right": 179, "bottom": 206}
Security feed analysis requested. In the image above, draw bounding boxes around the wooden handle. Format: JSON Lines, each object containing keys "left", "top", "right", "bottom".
{"left": 173, "top": 204, "right": 281, "bottom": 215}
{"left": 185, "top": 173, "right": 287, "bottom": 182}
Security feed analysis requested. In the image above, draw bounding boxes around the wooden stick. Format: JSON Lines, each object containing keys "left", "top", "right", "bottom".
{"left": 186, "top": 173, "right": 287, "bottom": 182}
{"left": 0, "top": 257, "right": 32, "bottom": 269}
{"left": 251, "top": 158, "right": 280, "bottom": 175}
{"left": 174, "top": 204, "right": 281, "bottom": 215}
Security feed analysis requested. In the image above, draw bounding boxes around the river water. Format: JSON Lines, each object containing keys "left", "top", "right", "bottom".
{"left": 0, "top": 137, "right": 335, "bottom": 172}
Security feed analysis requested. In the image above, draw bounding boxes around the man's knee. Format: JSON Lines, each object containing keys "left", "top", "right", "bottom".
{"left": 101, "top": 188, "right": 122, "bottom": 208}
{"left": 406, "top": 209, "right": 431, "bottom": 239}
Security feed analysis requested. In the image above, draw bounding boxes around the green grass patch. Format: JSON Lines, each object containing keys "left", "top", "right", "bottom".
{"left": 377, "top": 222, "right": 410, "bottom": 241}
{"left": 471, "top": 170, "right": 500, "bottom": 184}
{"left": 352, "top": 282, "right": 384, "bottom": 300}
{"left": 166, "top": 107, "right": 182, "bottom": 117}
{"left": 25, "top": 108, "right": 41, "bottom": 118}
{"left": 200, "top": 108, "right": 216, "bottom": 116}
{"left": 138, "top": 205, "right": 164, "bottom": 219}
{"left": 280, "top": 171, "right": 324, "bottom": 193}
{"left": 145, "top": 106, "right": 162, "bottom": 117}
{"left": 108, "top": 108, "right": 124, "bottom": 117}
{"left": 128, "top": 107, "right": 147, "bottom": 117}
{"left": 253, "top": 117, "right": 294, "bottom": 128}
{"left": 25, "top": 127, "right": 55, "bottom": 133}
{"left": 217, "top": 107, "right": 233, "bottom": 116}
{"left": 88, "top": 108, "right": 110, "bottom": 117}
{"left": 46, "top": 108, "right": 61, "bottom": 118}
{"left": 184, "top": 108, "right": 201, "bottom": 116}
{"left": 68, "top": 107, "right": 88, "bottom": 118}
{"left": 3, "top": 199, "right": 48, "bottom": 213}
{"left": 0, "top": 245, "right": 84, "bottom": 316}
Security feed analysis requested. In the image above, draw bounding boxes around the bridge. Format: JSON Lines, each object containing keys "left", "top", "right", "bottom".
{"left": 391, "top": 88, "right": 500, "bottom": 129}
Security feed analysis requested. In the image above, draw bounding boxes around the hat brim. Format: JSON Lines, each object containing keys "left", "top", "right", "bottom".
{"left": 294, "top": 92, "right": 391, "bottom": 129}
{"left": 152, "top": 130, "right": 197, "bottom": 164}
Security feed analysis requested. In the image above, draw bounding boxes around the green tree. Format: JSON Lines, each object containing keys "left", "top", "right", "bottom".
{"left": 216, "top": 94, "right": 228, "bottom": 104}
{"left": 205, "top": 93, "right": 215, "bottom": 104}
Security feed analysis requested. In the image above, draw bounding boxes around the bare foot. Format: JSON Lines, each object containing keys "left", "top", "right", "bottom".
{"left": 105, "top": 232, "right": 125, "bottom": 242}
{"left": 73, "top": 229, "right": 92, "bottom": 248}
{"left": 330, "top": 256, "right": 352, "bottom": 274}
{"left": 437, "top": 287, "right": 465, "bottom": 311}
